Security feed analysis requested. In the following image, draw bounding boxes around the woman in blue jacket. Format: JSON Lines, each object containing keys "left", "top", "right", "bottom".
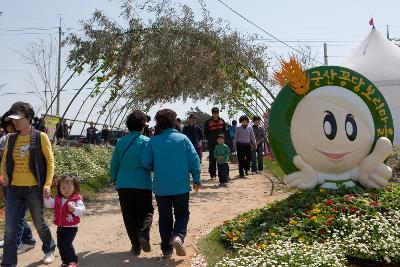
{"left": 110, "top": 110, "right": 153, "bottom": 256}
{"left": 141, "top": 109, "right": 201, "bottom": 259}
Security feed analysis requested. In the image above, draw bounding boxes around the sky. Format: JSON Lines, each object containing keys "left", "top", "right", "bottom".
{"left": 0, "top": 0, "right": 399, "bottom": 133}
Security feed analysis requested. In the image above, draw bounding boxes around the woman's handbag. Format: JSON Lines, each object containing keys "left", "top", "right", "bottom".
{"left": 230, "top": 152, "right": 238, "bottom": 164}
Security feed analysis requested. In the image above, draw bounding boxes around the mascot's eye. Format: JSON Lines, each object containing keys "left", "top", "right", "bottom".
{"left": 345, "top": 114, "right": 357, "bottom": 141}
{"left": 323, "top": 111, "right": 337, "bottom": 140}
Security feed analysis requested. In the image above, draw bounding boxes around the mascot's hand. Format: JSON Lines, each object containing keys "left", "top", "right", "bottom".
{"left": 284, "top": 155, "right": 317, "bottom": 190}
{"left": 358, "top": 137, "right": 392, "bottom": 189}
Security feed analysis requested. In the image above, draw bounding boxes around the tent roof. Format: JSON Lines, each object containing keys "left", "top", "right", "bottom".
{"left": 342, "top": 27, "right": 400, "bottom": 83}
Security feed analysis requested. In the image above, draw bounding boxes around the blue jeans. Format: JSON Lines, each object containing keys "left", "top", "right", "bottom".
{"left": 251, "top": 143, "right": 264, "bottom": 172}
{"left": 2, "top": 187, "right": 36, "bottom": 248}
{"left": 2, "top": 186, "right": 56, "bottom": 267}
{"left": 155, "top": 193, "right": 190, "bottom": 253}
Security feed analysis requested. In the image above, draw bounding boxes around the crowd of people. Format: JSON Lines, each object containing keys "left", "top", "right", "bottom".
{"left": 0, "top": 101, "right": 269, "bottom": 266}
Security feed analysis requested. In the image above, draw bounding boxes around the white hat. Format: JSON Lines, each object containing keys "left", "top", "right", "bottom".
{"left": 6, "top": 112, "right": 25, "bottom": 121}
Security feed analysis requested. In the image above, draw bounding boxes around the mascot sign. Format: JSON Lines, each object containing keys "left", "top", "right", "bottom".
{"left": 269, "top": 58, "right": 394, "bottom": 190}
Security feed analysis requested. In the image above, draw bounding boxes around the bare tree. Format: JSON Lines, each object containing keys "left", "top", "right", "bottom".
{"left": 16, "top": 38, "right": 58, "bottom": 114}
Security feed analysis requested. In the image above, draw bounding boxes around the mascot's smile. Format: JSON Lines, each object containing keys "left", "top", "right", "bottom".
{"left": 315, "top": 148, "right": 353, "bottom": 161}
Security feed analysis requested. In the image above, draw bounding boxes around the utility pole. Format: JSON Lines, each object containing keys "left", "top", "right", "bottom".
{"left": 323, "top": 43, "right": 328, "bottom": 65}
{"left": 56, "top": 18, "right": 62, "bottom": 116}
{"left": 386, "top": 25, "right": 390, "bottom": 40}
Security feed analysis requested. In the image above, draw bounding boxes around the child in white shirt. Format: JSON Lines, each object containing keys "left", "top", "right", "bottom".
{"left": 44, "top": 175, "right": 85, "bottom": 267}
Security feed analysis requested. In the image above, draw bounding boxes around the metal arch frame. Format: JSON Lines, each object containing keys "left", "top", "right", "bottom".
{"left": 53, "top": 68, "right": 102, "bottom": 142}
{"left": 93, "top": 82, "right": 133, "bottom": 132}
{"left": 38, "top": 66, "right": 82, "bottom": 129}
{"left": 111, "top": 97, "right": 135, "bottom": 130}
{"left": 79, "top": 79, "right": 117, "bottom": 135}
{"left": 69, "top": 84, "right": 102, "bottom": 130}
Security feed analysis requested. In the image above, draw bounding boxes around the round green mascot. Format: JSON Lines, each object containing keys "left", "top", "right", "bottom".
{"left": 269, "top": 58, "right": 394, "bottom": 190}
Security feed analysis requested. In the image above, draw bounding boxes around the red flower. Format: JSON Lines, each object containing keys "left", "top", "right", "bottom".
{"left": 319, "top": 229, "right": 327, "bottom": 234}
{"left": 350, "top": 207, "right": 357, "bottom": 213}
{"left": 344, "top": 197, "right": 353, "bottom": 202}
{"left": 325, "top": 221, "right": 333, "bottom": 227}
{"left": 332, "top": 207, "right": 338, "bottom": 212}
{"left": 370, "top": 201, "right": 380, "bottom": 207}
{"left": 325, "top": 199, "right": 334, "bottom": 206}
{"left": 342, "top": 208, "right": 348, "bottom": 213}
{"left": 358, "top": 211, "right": 365, "bottom": 217}
{"left": 326, "top": 215, "right": 335, "bottom": 220}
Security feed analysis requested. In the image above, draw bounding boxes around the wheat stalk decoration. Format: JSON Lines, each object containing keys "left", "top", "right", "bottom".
{"left": 273, "top": 57, "right": 309, "bottom": 95}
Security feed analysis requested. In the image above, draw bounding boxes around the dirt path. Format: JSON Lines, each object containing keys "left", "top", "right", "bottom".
{"left": 16, "top": 156, "right": 288, "bottom": 267}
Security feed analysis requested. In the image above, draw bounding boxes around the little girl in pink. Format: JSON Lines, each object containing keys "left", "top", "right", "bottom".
{"left": 44, "top": 175, "right": 85, "bottom": 267}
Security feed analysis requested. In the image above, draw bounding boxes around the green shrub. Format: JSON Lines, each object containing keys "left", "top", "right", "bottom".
{"left": 54, "top": 145, "right": 113, "bottom": 183}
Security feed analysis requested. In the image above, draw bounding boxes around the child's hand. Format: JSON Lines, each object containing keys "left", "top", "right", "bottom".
{"left": 218, "top": 156, "right": 224, "bottom": 161}
{"left": 68, "top": 202, "right": 76, "bottom": 212}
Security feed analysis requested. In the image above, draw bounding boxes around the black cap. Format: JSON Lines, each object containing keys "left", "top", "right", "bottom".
{"left": 211, "top": 107, "right": 219, "bottom": 113}
{"left": 217, "top": 134, "right": 225, "bottom": 139}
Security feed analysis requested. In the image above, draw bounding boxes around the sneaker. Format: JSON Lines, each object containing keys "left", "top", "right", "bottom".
{"left": 162, "top": 250, "right": 173, "bottom": 259}
{"left": 43, "top": 251, "right": 55, "bottom": 265}
{"left": 218, "top": 183, "right": 223, "bottom": 187}
{"left": 130, "top": 246, "right": 141, "bottom": 256}
{"left": 0, "top": 240, "right": 4, "bottom": 248}
{"left": 210, "top": 176, "right": 217, "bottom": 180}
{"left": 222, "top": 183, "right": 228, "bottom": 187}
{"left": 245, "top": 170, "right": 249, "bottom": 176}
{"left": 171, "top": 236, "right": 186, "bottom": 256}
{"left": 17, "top": 243, "right": 35, "bottom": 255}
{"left": 139, "top": 236, "right": 151, "bottom": 253}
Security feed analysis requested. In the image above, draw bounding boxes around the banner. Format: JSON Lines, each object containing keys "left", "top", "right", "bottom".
{"left": 44, "top": 115, "right": 60, "bottom": 141}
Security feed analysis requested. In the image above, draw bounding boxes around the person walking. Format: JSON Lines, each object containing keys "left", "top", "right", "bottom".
{"left": 86, "top": 122, "right": 98, "bottom": 144}
{"left": 214, "top": 134, "right": 230, "bottom": 187}
{"left": 182, "top": 114, "right": 203, "bottom": 162}
{"left": 233, "top": 115, "right": 256, "bottom": 178}
{"left": 204, "top": 107, "right": 226, "bottom": 179}
{"left": 0, "top": 111, "right": 36, "bottom": 254}
{"left": 44, "top": 175, "right": 85, "bottom": 267}
{"left": 110, "top": 110, "right": 154, "bottom": 256}
{"left": 141, "top": 109, "right": 201, "bottom": 259}
{"left": 1, "top": 102, "right": 56, "bottom": 266}
{"left": 101, "top": 124, "right": 110, "bottom": 145}
{"left": 227, "top": 120, "right": 237, "bottom": 151}
{"left": 251, "top": 115, "right": 266, "bottom": 174}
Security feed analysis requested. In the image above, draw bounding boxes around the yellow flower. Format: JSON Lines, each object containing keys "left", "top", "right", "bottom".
{"left": 319, "top": 188, "right": 326, "bottom": 193}
{"left": 289, "top": 219, "right": 298, "bottom": 225}
{"left": 270, "top": 232, "right": 276, "bottom": 237}
{"left": 256, "top": 243, "right": 267, "bottom": 250}
{"left": 299, "top": 236, "right": 305, "bottom": 242}
{"left": 311, "top": 208, "right": 321, "bottom": 214}
{"left": 310, "top": 216, "right": 318, "bottom": 221}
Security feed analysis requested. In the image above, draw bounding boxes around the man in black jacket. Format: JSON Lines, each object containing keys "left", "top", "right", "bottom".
{"left": 204, "top": 107, "right": 226, "bottom": 179}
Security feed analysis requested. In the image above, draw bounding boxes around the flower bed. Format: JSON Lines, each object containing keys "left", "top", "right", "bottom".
{"left": 54, "top": 145, "right": 113, "bottom": 182}
{"left": 216, "top": 185, "right": 400, "bottom": 266}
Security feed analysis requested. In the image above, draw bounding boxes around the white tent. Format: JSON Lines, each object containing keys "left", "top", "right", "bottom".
{"left": 342, "top": 27, "right": 400, "bottom": 144}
